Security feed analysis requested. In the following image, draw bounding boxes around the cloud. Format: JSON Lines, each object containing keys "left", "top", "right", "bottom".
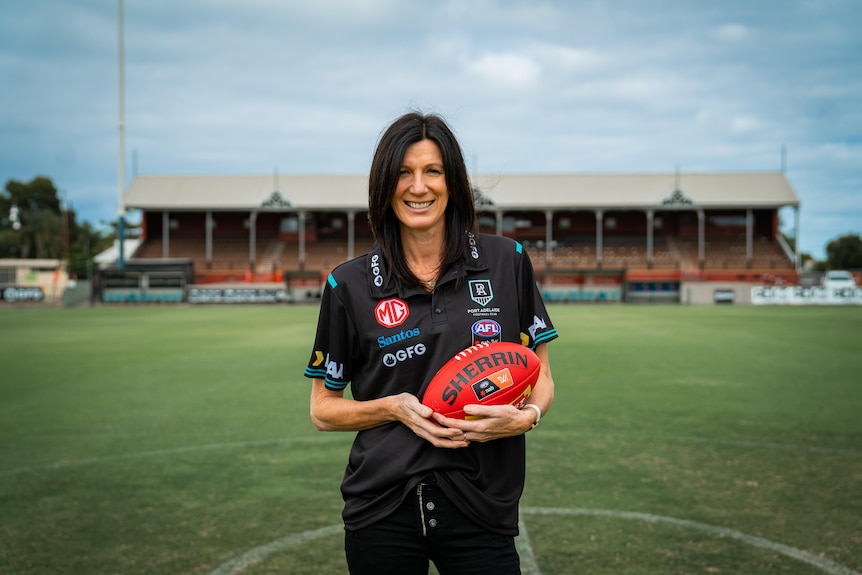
{"left": 729, "top": 115, "right": 764, "bottom": 134}
{"left": 466, "top": 52, "right": 541, "bottom": 88}
{"left": 714, "top": 23, "right": 750, "bottom": 42}
{"left": 531, "top": 44, "right": 606, "bottom": 74}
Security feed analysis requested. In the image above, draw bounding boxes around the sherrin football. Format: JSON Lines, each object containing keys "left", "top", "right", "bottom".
{"left": 421, "top": 341, "right": 540, "bottom": 420}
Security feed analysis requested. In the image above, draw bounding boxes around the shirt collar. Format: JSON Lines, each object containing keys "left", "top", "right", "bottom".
{"left": 367, "top": 231, "right": 488, "bottom": 299}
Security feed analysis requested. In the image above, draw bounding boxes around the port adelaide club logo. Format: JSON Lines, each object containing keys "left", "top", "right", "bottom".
{"left": 469, "top": 280, "right": 494, "bottom": 306}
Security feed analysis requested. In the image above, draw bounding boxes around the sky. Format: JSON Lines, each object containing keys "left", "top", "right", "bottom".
{"left": 1, "top": 0, "right": 860, "bottom": 259}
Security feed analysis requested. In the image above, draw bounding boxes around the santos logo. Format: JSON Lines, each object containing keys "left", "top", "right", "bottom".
{"left": 378, "top": 327, "right": 421, "bottom": 348}
{"left": 383, "top": 343, "right": 427, "bottom": 367}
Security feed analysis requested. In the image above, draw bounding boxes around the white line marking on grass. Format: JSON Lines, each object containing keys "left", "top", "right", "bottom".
{"left": 0, "top": 436, "right": 348, "bottom": 478}
{"left": 207, "top": 524, "right": 343, "bottom": 575}
{"left": 521, "top": 507, "right": 862, "bottom": 575}
{"left": 517, "top": 515, "right": 542, "bottom": 575}
{"left": 207, "top": 508, "right": 860, "bottom": 575}
{"left": 204, "top": 523, "right": 543, "bottom": 575}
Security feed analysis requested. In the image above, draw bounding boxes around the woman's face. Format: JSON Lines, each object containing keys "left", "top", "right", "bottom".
{"left": 391, "top": 139, "right": 449, "bottom": 235}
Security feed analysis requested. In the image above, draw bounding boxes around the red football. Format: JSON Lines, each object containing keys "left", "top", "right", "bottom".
{"left": 421, "top": 341, "right": 541, "bottom": 419}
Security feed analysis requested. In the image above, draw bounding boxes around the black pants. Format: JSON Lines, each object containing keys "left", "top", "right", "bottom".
{"left": 344, "top": 478, "right": 520, "bottom": 575}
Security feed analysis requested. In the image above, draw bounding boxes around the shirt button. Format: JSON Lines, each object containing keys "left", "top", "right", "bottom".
{"left": 435, "top": 308, "right": 442, "bottom": 314}
{"left": 428, "top": 518, "right": 438, "bottom": 528}
{"left": 426, "top": 501, "right": 435, "bottom": 511}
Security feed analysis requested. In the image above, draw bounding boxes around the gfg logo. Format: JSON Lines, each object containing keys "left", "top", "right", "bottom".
{"left": 370, "top": 254, "right": 383, "bottom": 287}
{"left": 467, "top": 231, "right": 479, "bottom": 259}
{"left": 375, "top": 298, "right": 410, "bottom": 328}
{"left": 382, "top": 343, "right": 427, "bottom": 367}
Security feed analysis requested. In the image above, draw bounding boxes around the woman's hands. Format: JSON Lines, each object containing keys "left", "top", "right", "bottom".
{"left": 432, "top": 404, "right": 537, "bottom": 444}
{"left": 394, "top": 394, "right": 542, "bottom": 447}
{"left": 311, "top": 381, "right": 470, "bottom": 448}
{"left": 390, "top": 392, "right": 471, "bottom": 448}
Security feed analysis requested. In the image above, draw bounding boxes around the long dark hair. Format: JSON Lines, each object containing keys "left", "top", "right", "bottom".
{"left": 368, "top": 112, "right": 477, "bottom": 289}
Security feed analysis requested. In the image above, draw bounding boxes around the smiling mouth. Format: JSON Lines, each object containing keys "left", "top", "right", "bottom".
{"left": 405, "top": 201, "right": 434, "bottom": 209}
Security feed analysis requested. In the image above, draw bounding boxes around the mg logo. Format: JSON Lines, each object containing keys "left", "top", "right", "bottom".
{"left": 374, "top": 298, "right": 410, "bottom": 328}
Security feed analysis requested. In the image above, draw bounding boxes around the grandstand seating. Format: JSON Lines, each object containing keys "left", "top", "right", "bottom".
{"left": 523, "top": 235, "right": 793, "bottom": 273}
{"left": 133, "top": 231, "right": 793, "bottom": 283}
{"left": 135, "top": 234, "right": 258, "bottom": 273}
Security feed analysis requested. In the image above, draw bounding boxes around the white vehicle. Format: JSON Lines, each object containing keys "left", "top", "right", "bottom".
{"left": 821, "top": 270, "right": 857, "bottom": 290}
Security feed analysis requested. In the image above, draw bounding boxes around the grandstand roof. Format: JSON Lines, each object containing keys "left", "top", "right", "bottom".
{"left": 124, "top": 171, "right": 799, "bottom": 212}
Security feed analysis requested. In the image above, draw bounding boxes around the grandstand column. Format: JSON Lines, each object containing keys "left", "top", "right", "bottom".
{"left": 347, "top": 210, "right": 355, "bottom": 260}
{"left": 646, "top": 209, "right": 654, "bottom": 269}
{"left": 746, "top": 209, "right": 753, "bottom": 268}
{"left": 794, "top": 206, "right": 801, "bottom": 271}
{"left": 162, "top": 211, "right": 170, "bottom": 259}
{"left": 697, "top": 209, "right": 705, "bottom": 269}
{"left": 496, "top": 210, "right": 503, "bottom": 236}
{"left": 205, "top": 211, "right": 213, "bottom": 268}
{"left": 545, "top": 210, "right": 553, "bottom": 268}
{"left": 595, "top": 209, "right": 604, "bottom": 269}
{"left": 298, "top": 210, "right": 306, "bottom": 270}
{"left": 249, "top": 211, "right": 257, "bottom": 270}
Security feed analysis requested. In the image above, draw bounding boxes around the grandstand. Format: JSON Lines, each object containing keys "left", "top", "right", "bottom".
{"left": 112, "top": 171, "right": 800, "bottom": 304}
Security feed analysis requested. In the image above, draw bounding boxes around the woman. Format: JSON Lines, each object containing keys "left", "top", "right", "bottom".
{"left": 306, "top": 112, "right": 557, "bottom": 575}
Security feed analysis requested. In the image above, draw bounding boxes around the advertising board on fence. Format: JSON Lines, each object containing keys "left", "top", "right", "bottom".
{"left": 0, "top": 286, "right": 45, "bottom": 303}
{"left": 751, "top": 286, "right": 862, "bottom": 305}
{"left": 187, "top": 287, "right": 289, "bottom": 304}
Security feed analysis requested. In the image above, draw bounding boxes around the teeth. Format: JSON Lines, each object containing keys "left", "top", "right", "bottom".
{"left": 406, "top": 201, "right": 433, "bottom": 209}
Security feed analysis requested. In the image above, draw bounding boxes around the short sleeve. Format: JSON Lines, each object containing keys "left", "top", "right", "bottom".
{"left": 304, "top": 272, "right": 355, "bottom": 391}
{"left": 516, "top": 243, "right": 559, "bottom": 349}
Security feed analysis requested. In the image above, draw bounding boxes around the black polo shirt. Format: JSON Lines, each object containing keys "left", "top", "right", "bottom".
{"left": 305, "top": 232, "right": 558, "bottom": 535}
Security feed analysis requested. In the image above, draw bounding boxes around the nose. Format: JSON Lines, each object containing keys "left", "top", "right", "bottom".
{"left": 409, "top": 172, "right": 427, "bottom": 193}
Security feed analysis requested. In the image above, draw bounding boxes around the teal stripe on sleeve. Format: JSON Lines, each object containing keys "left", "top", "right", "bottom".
{"left": 324, "top": 377, "right": 349, "bottom": 391}
{"left": 532, "top": 329, "right": 559, "bottom": 348}
{"left": 327, "top": 273, "right": 337, "bottom": 288}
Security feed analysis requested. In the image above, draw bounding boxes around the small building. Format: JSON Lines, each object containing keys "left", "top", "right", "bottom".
{"left": 0, "top": 259, "right": 68, "bottom": 304}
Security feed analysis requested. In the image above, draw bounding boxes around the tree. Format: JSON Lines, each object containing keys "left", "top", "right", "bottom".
{"left": 1, "top": 176, "right": 113, "bottom": 278}
{"left": 1, "top": 176, "right": 64, "bottom": 259}
{"left": 825, "top": 233, "right": 862, "bottom": 270}
{"left": 67, "top": 219, "right": 114, "bottom": 279}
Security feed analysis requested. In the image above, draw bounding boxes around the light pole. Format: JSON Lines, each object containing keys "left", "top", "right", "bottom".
{"left": 117, "top": 0, "right": 126, "bottom": 269}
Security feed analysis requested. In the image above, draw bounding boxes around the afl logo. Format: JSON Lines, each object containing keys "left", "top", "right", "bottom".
{"left": 375, "top": 298, "right": 410, "bottom": 328}
{"left": 472, "top": 319, "right": 501, "bottom": 343}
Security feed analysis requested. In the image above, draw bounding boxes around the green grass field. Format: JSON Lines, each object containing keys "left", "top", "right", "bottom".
{"left": 0, "top": 304, "right": 860, "bottom": 575}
